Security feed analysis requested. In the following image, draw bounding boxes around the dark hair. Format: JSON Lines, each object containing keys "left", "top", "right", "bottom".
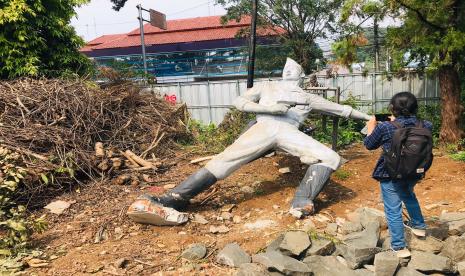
{"left": 388, "top": 92, "right": 418, "bottom": 117}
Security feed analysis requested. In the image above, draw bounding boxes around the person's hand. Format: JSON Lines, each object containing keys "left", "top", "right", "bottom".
{"left": 389, "top": 115, "right": 396, "bottom": 121}
{"left": 366, "top": 116, "right": 377, "bottom": 135}
{"left": 268, "top": 104, "right": 290, "bottom": 114}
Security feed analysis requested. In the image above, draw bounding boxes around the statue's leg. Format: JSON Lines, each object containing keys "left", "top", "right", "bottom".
{"left": 151, "top": 122, "right": 276, "bottom": 209}
{"left": 277, "top": 126, "right": 341, "bottom": 218}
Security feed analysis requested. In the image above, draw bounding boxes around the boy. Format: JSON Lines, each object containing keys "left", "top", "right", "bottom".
{"left": 364, "top": 92, "right": 432, "bottom": 258}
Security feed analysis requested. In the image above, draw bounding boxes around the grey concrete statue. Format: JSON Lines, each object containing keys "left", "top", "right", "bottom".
{"left": 129, "top": 58, "right": 371, "bottom": 224}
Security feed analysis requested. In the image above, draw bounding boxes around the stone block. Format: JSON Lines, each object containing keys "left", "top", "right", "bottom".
{"left": 216, "top": 243, "right": 251, "bottom": 267}
{"left": 408, "top": 250, "right": 453, "bottom": 274}
{"left": 305, "top": 238, "right": 335, "bottom": 256}
{"left": 253, "top": 251, "right": 311, "bottom": 275}
{"left": 374, "top": 251, "right": 399, "bottom": 276}
{"left": 440, "top": 235, "right": 465, "bottom": 262}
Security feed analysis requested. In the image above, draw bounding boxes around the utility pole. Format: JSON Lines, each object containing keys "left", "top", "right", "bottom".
{"left": 373, "top": 16, "right": 379, "bottom": 72}
{"left": 247, "top": 0, "right": 258, "bottom": 88}
{"left": 137, "top": 4, "right": 148, "bottom": 75}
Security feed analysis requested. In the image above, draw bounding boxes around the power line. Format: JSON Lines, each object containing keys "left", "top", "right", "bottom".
{"left": 167, "top": 0, "right": 212, "bottom": 16}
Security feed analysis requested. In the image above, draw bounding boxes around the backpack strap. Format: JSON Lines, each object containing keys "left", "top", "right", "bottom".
{"left": 389, "top": 121, "right": 403, "bottom": 129}
{"left": 415, "top": 120, "right": 424, "bottom": 128}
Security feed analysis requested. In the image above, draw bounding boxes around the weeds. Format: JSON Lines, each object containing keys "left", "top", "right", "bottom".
{"left": 333, "top": 169, "right": 351, "bottom": 180}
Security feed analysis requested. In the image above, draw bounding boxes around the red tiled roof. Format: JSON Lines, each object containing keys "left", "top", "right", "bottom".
{"left": 127, "top": 15, "right": 250, "bottom": 36}
{"left": 81, "top": 15, "right": 283, "bottom": 52}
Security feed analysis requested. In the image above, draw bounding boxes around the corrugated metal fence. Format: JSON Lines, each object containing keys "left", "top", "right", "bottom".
{"left": 152, "top": 73, "right": 440, "bottom": 124}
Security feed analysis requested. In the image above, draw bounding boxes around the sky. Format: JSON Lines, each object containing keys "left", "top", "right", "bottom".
{"left": 71, "top": 0, "right": 227, "bottom": 41}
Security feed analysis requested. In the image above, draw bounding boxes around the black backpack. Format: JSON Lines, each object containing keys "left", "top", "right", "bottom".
{"left": 383, "top": 121, "right": 433, "bottom": 180}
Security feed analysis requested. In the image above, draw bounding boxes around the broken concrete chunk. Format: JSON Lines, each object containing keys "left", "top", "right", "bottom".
{"left": 217, "top": 243, "right": 251, "bottom": 267}
{"left": 406, "top": 230, "right": 443, "bottom": 254}
{"left": 425, "top": 221, "right": 449, "bottom": 240}
{"left": 303, "top": 255, "right": 358, "bottom": 276}
{"left": 457, "top": 261, "right": 465, "bottom": 276}
{"left": 253, "top": 251, "right": 311, "bottom": 275}
{"left": 439, "top": 235, "right": 465, "bottom": 262}
{"left": 305, "top": 238, "right": 335, "bottom": 256}
{"left": 192, "top": 214, "right": 209, "bottom": 224}
{"left": 334, "top": 244, "right": 382, "bottom": 269}
{"left": 44, "top": 200, "right": 74, "bottom": 215}
{"left": 408, "top": 250, "right": 453, "bottom": 274}
{"left": 358, "top": 207, "right": 387, "bottom": 230}
{"left": 266, "top": 234, "right": 284, "bottom": 254}
{"left": 325, "top": 223, "right": 338, "bottom": 236}
{"left": 342, "top": 220, "right": 380, "bottom": 249}
{"left": 127, "top": 195, "right": 188, "bottom": 225}
{"left": 439, "top": 212, "right": 465, "bottom": 236}
{"left": 354, "top": 268, "right": 374, "bottom": 276}
{"left": 209, "top": 225, "right": 230, "bottom": 234}
{"left": 278, "top": 231, "right": 311, "bottom": 256}
{"left": 181, "top": 243, "right": 207, "bottom": 261}
{"left": 374, "top": 251, "right": 399, "bottom": 276}
{"left": 396, "top": 267, "right": 426, "bottom": 276}
{"left": 340, "top": 221, "right": 363, "bottom": 235}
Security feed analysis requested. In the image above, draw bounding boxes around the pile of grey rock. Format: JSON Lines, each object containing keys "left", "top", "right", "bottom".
{"left": 181, "top": 207, "right": 465, "bottom": 275}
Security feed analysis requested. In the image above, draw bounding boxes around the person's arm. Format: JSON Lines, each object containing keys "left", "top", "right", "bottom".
{"left": 234, "top": 83, "right": 290, "bottom": 114}
{"left": 306, "top": 94, "right": 371, "bottom": 121}
{"left": 363, "top": 119, "right": 384, "bottom": 150}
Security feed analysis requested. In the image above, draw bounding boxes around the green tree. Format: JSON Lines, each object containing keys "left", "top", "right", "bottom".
{"left": 337, "top": 0, "right": 465, "bottom": 144}
{"left": 217, "top": 0, "right": 342, "bottom": 74}
{"left": 0, "top": 0, "right": 93, "bottom": 79}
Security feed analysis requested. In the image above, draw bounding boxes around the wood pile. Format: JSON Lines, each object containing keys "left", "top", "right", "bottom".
{"left": 0, "top": 78, "right": 190, "bottom": 204}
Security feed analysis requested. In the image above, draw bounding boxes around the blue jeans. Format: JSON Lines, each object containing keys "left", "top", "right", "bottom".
{"left": 380, "top": 179, "right": 426, "bottom": 250}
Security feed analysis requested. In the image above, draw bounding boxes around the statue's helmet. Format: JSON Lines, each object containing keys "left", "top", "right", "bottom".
{"left": 282, "top": 58, "right": 305, "bottom": 80}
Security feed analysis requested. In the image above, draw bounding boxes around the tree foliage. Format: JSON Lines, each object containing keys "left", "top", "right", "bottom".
{"left": 338, "top": 0, "right": 465, "bottom": 143}
{"left": 0, "top": 0, "right": 93, "bottom": 79}
{"left": 217, "top": 0, "right": 343, "bottom": 73}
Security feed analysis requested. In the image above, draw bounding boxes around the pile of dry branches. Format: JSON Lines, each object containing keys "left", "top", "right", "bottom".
{"left": 0, "top": 79, "right": 189, "bottom": 203}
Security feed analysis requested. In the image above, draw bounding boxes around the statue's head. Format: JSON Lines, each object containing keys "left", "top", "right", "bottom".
{"left": 282, "top": 58, "right": 305, "bottom": 81}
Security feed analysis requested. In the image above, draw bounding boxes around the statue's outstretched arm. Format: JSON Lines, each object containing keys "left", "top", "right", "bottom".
{"left": 234, "top": 84, "right": 289, "bottom": 115}
{"left": 306, "top": 94, "right": 371, "bottom": 121}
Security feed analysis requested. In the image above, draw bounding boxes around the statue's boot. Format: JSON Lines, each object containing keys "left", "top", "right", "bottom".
{"left": 128, "top": 168, "right": 217, "bottom": 225}
{"left": 154, "top": 168, "right": 217, "bottom": 209}
{"left": 289, "top": 164, "right": 333, "bottom": 218}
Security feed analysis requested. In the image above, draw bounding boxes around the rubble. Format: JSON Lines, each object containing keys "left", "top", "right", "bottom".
{"left": 253, "top": 251, "right": 311, "bottom": 275}
{"left": 373, "top": 251, "right": 399, "bottom": 276}
{"left": 396, "top": 267, "right": 426, "bottom": 276}
{"left": 439, "top": 212, "right": 465, "bottom": 235}
{"left": 277, "top": 231, "right": 311, "bottom": 256}
{"left": 304, "top": 238, "right": 335, "bottom": 256}
{"left": 303, "top": 255, "right": 358, "bottom": 276}
{"left": 406, "top": 230, "right": 444, "bottom": 253}
{"left": 457, "top": 261, "right": 465, "bottom": 276}
{"left": 216, "top": 243, "right": 251, "bottom": 267}
{"left": 44, "top": 200, "right": 75, "bottom": 215}
{"left": 408, "top": 250, "right": 453, "bottom": 274}
{"left": 340, "top": 221, "right": 363, "bottom": 235}
{"left": 209, "top": 225, "right": 230, "bottom": 234}
{"left": 181, "top": 243, "right": 207, "bottom": 261}
{"left": 439, "top": 235, "right": 465, "bottom": 262}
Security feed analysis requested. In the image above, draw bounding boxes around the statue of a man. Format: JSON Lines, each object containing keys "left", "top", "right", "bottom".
{"left": 130, "top": 58, "right": 371, "bottom": 223}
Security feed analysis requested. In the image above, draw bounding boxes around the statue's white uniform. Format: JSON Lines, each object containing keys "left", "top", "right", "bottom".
{"left": 205, "top": 81, "right": 357, "bottom": 179}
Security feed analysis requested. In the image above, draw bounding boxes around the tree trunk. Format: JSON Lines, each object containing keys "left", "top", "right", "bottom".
{"left": 438, "top": 65, "right": 464, "bottom": 144}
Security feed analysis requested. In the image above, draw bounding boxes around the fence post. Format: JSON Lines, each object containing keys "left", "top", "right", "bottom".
{"left": 372, "top": 73, "right": 377, "bottom": 113}
{"left": 177, "top": 82, "right": 182, "bottom": 101}
{"left": 332, "top": 86, "right": 340, "bottom": 151}
{"left": 206, "top": 81, "right": 213, "bottom": 124}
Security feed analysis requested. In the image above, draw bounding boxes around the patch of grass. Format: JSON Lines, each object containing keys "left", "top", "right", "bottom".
{"left": 333, "top": 169, "right": 351, "bottom": 180}
{"left": 450, "top": 151, "right": 465, "bottom": 162}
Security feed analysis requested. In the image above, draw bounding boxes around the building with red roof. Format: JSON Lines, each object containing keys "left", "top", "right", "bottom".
{"left": 81, "top": 15, "right": 284, "bottom": 82}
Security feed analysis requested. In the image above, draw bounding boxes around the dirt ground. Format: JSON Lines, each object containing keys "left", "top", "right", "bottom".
{"left": 26, "top": 143, "right": 465, "bottom": 276}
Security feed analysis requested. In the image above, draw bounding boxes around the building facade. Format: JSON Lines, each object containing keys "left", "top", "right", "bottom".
{"left": 81, "top": 16, "right": 283, "bottom": 83}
